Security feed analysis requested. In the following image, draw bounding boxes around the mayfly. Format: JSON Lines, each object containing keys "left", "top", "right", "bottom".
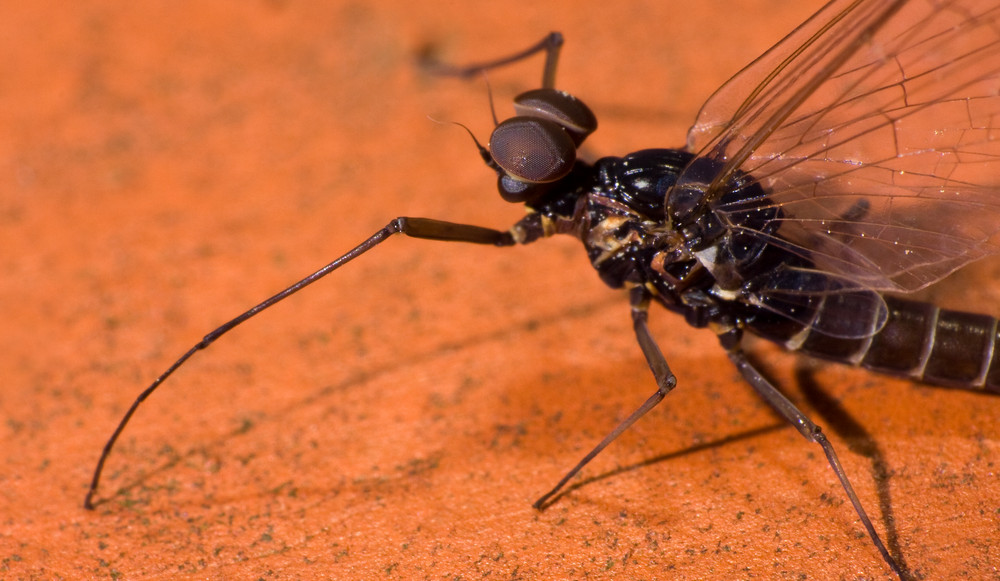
{"left": 86, "top": 0, "right": 1000, "bottom": 577}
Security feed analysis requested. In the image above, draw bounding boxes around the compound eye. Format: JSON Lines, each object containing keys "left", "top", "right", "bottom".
{"left": 496, "top": 174, "right": 553, "bottom": 204}
{"left": 489, "top": 117, "right": 576, "bottom": 183}
{"left": 512, "top": 89, "right": 597, "bottom": 146}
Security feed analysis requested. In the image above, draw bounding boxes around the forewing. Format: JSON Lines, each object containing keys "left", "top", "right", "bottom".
{"left": 682, "top": 0, "right": 1000, "bottom": 292}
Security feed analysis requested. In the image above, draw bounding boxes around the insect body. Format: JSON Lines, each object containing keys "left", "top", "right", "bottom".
{"left": 87, "top": 0, "right": 1000, "bottom": 578}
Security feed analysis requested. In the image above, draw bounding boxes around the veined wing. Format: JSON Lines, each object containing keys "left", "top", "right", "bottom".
{"left": 679, "top": 0, "right": 1000, "bottom": 292}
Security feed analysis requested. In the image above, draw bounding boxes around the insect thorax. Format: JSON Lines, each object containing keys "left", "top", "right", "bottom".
{"left": 520, "top": 148, "right": 794, "bottom": 334}
{"left": 521, "top": 149, "right": 706, "bottom": 304}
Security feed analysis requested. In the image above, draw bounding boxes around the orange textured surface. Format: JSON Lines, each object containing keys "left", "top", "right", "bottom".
{"left": 3, "top": 1, "right": 1000, "bottom": 579}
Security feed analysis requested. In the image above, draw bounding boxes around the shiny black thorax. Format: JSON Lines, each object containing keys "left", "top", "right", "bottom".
{"left": 521, "top": 148, "right": 795, "bottom": 338}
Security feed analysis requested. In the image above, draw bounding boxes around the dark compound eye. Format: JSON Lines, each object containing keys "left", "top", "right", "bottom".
{"left": 488, "top": 88, "right": 598, "bottom": 186}
{"left": 489, "top": 117, "right": 576, "bottom": 183}
{"left": 512, "top": 88, "right": 597, "bottom": 146}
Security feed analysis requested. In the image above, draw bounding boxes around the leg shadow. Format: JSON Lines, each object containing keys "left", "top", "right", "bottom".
{"left": 795, "top": 364, "right": 910, "bottom": 576}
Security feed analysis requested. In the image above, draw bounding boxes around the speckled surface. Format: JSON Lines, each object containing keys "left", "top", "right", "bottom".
{"left": 3, "top": 1, "right": 998, "bottom": 579}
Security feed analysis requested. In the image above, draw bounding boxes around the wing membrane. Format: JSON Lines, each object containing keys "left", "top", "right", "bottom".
{"left": 681, "top": 0, "right": 1000, "bottom": 292}
{"left": 748, "top": 265, "right": 890, "bottom": 338}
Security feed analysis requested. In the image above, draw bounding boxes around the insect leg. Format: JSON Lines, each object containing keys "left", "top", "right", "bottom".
{"left": 534, "top": 287, "right": 677, "bottom": 508}
{"left": 84, "top": 217, "right": 516, "bottom": 509}
{"left": 727, "top": 350, "right": 905, "bottom": 579}
{"left": 422, "top": 32, "right": 564, "bottom": 90}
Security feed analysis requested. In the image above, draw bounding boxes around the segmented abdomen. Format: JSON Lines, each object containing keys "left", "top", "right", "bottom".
{"left": 749, "top": 296, "right": 1000, "bottom": 393}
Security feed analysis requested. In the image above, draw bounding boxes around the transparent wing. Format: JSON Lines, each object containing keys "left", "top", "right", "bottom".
{"left": 746, "top": 265, "right": 890, "bottom": 338}
{"left": 679, "top": 0, "right": 1000, "bottom": 293}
